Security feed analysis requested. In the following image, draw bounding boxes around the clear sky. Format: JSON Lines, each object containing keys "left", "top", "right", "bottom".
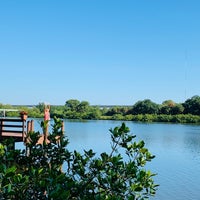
{"left": 0, "top": 0, "right": 200, "bottom": 105}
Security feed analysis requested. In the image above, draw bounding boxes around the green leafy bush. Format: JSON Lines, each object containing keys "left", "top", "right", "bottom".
{"left": 0, "top": 118, "right": 158, "bottom": 199}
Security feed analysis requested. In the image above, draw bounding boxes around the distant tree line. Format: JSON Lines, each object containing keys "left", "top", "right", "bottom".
{"left": 0, "top": 95, "right": 200, "bottom": 123}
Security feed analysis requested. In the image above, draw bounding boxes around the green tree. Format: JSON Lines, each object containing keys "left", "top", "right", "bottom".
{"left": 183, "top": 95, "right": 200, "bottom": 115}
{"left": 65, "top": 99, "right": 80, "bottom": 112}
{"left": 51, "top": 105, "right": 65, "bottom": 118}
{"left": 132, "top": 99, "right": 159, "bottom": 115}
{"left": 106, "top": 106, "right": 129, "bottom": 116}
{"left": 85, "top": 106, "right": 102, "bottom": 119}
{"left": 27, "top": 107, "right": 42, "bottom": 118}
{"left": 160, "top": 100, "right": 175, "bottom": 114}
{"left": 160, "top": 100, "right": 183, "bottom": 115}
{"left": 77, "top": 101, "right": 90, "bottom": 112}
{"left": 171, "top": 103, "right": 184, "bottom": 115}
{"left": 36, "top": 102, "right": 45, "bottom": 113}
{"left": 0, "top": 118, "right": 158, "bottom": 199}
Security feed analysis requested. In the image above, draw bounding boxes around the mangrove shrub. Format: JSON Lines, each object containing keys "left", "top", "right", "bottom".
{"left": 0, "top": 118, "right": 158, "bottom": 199}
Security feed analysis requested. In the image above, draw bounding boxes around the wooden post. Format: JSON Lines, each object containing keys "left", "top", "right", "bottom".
{"left": 20, "top": 112, "right": 28, "bottom": 121}
{"left": 22, "top": 119, "right": 26, "bottom": 142}
{"left": 27, "top": 121, "right": 30, "bottom": 133}
{"left": 44, "top": 123, "right": 48, "bottom": 144}
{"left": 62, "top": 121, "right": 64, "bottom": 133}
{"left": 44, "top": 104, "right": 50, "bottom": 144}
{"left": 27, "top": 120, "right": 34, "bottom": 133}
{"left": 26, "top": 120, "right": 34, "bottom": 156}
{"left": 30, "top": 120, "right": 34, "bottom": 131}
{"left": 26, "top": 121, "right": 30, "bottom": 156}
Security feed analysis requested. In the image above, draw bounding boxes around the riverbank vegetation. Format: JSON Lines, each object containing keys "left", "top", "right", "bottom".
{"left": 1, "top": 95, "right": 200, "bottom": 123}
{"left": 0, "top": 118, "right": 157, "bottom": 199}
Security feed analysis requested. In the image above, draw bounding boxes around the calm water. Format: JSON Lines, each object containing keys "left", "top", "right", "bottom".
{"left": 17, "top": 119, "right": 200, "bottom": 200}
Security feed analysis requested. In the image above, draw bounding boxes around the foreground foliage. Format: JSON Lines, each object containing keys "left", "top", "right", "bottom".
{"left": 0, "top": 118, "right": 157, "bottom": 199}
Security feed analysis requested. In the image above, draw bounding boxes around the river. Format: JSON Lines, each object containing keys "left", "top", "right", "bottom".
{"left": 17, "top": 119, "right": 200, "bottom": 200}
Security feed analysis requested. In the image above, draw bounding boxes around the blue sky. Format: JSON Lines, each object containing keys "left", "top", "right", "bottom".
{"left": 0, "top": 0, "right": 200, "bottom": 105}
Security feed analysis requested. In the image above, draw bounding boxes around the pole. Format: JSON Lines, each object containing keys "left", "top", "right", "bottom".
{"left": 44, "top": 104, "right": 50, "bottom": 144}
